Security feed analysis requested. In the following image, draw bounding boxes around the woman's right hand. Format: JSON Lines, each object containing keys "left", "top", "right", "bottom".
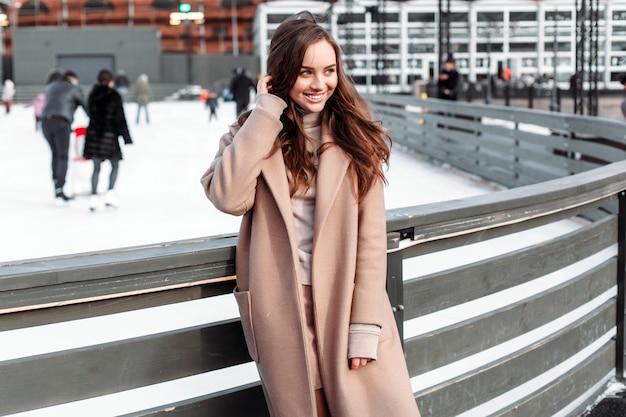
{"left": 257, "top": 75, "right": 274, "bottom": 95}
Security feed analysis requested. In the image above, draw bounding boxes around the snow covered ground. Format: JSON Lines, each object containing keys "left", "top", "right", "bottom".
{"left": 0, "top": 97, "right": 496, "bottom": 263}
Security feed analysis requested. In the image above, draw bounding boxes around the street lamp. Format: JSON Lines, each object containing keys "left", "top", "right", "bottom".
{"left": 170, "top": 5, "right": 204, "bottom": 85}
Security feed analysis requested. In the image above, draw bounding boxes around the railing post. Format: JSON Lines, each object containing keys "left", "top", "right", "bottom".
{"left": 617, "top": 191, "right": 626, "bottom": 382}
{"left": 387, "top": 232, "right": 405, "bottom": 348}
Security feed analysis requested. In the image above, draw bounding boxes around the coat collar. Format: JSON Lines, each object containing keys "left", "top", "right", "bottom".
{"left": 261, "top": 122, "right": 351, "bottom": 248}
{"left": 314, "top": 123, "right": 351, "bottom": 241}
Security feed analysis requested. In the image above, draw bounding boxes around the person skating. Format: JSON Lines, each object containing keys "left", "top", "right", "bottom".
{"left": 83, "top": 69, "right": 133, "bottom": 212}
{"left": 41, "top": 70, "right": 89, "bottom": 205}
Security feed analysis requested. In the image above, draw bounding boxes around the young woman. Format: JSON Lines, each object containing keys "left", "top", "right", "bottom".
{"left": 83, "top": 69, "right": 132, "bottom": 211}
{"left": 201, "top": 11, "right": 420, "bottom": 417}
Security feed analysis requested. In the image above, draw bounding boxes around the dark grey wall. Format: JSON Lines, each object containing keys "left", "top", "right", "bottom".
{"left": 13, "top": 27, "right": 161, "bottom": 85}
{"left": 11, "top": 27, "right": 260, "bottom": 89}
{"left": 161, "top": 53, "right": 260, "bottom": 91}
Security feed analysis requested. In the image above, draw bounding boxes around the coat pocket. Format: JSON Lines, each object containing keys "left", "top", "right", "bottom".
{"left": 233, "top": 287, "right": 259, "bottom": 363}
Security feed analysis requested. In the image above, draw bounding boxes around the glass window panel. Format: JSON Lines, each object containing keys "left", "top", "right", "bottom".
{"left": 510, "top": 42, "right": 537, "bottom": 53}
{"left": 613, "top": 10, "right": 626, "bottom": 20}
{"left": 477, "top": 12, "right": 503, "bottom": 22}
{"left": 408, "top": 12, "right": 435, "bottom": 23}
{"left": 510, "top": 11, "right": 536, "bottom": 22}
{"left": 449, "top": 12, "right": 468, "bottom": 23}
{"left": 612, "top": 40, "right": 626, "bottom": 51}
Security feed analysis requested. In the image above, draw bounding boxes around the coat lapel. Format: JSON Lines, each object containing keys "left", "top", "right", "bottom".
{"left": 259, "top": 127, "right": 351, "bottom": 259}
{"left": 314, "top": 124, "right": 351, "bottom": 244}
{"left": 261, "top": 149, "right": 300, "bottom": 248}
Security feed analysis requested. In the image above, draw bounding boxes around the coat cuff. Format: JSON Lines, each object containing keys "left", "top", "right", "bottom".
{"left": 254, "top": 93, "right": 287, "bottom": 118}
{"left": 348, "top": 323, "right": 381, "bottom": 361}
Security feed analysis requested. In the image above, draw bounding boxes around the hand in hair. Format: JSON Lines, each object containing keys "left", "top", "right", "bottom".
{"left": 257, "top": 75, "right": 274, "bottom": 95}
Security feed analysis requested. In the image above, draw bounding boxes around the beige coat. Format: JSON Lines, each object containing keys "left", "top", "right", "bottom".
{"left": 201, "top": 95, "right": 420, "bottom": 417}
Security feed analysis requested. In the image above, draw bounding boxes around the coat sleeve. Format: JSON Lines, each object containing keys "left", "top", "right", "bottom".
{"left": 200, "top": 94, "right": 287, "bottom": 215}
{"left": 350, "top": 177, "right": 388, "bottom": 329}
{"left": 75, "top": 86, "right": 89, "bottom": 117}
{"left": 113, "top": 93, "right": 132, "bottom": 144}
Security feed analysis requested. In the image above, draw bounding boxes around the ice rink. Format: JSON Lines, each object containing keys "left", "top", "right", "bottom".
{"left": 0, "top": 96, "right": 496, "bottom": 263}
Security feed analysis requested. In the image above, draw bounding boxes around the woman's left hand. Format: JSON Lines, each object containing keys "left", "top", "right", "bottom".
{"left": 257, "top": 75, "right": 274, "bottom": 95}
{"left": 350, "top": 357, "right": 370, "bottom": 370}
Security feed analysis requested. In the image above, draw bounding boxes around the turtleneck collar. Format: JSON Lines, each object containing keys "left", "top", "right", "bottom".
{"left": 302, "top": 112, "right": 322, "bottom": 129}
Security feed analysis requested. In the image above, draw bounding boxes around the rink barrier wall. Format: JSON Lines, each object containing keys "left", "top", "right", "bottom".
{"left": 1, "top": 99, "right": 626, "bottom": 416}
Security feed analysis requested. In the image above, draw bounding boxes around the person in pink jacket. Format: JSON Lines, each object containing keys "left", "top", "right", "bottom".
{"left": 201, "top": 11, "right": 420, "bottom": 417}
{"left": 26, "top": 92, "right": 46, "bottom": 131}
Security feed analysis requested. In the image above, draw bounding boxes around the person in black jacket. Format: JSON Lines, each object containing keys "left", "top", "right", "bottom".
{"left": 437, "top": 54, "right": 459, "bottom": 101}
{"left": 229, "top": 66, "right": 256, "bottom": 117}
{"left": 42, "top": 70, "right": 89, "bottom": 205}
{"left": 83, "top": 69, "right": 133, "bottom": 212}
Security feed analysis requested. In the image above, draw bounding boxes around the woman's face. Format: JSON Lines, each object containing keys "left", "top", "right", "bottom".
{"left": 288, "top": 40, "right": 338, "bottom": 114}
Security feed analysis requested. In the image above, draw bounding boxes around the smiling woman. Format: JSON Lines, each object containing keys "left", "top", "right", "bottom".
{"left": 201, "top": 10, "right": 420, "bottom": 417}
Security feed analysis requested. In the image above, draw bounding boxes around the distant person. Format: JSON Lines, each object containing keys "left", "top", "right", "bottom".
{"left": 229, "top": 66, "right": 256, "bottom": 117}
{"left": 26, "top": 92, "right": 46, "bottom": 131}
{"left": 438, "top": 54, "right": 459, "bottom": 101}
{"left": 2, "top": 79, "right": 16, "bottom": 114}
{"left": 570, "top": 73, "right": 582, "bottom": 99}
{"left": 206, "top": 88, "right": 219, "bottom": 121}
{"left": 46, "top": 68, "right": 64, "bottom": 84}
{"left": 200, "top": 87, "right": 208, "bottom": 105}
{"left": 41, "top": 70, "right": 89, "bottom": 205}
{"left": 114, "top": 70, "right": 131, "bottom": 103}
{"left": 134, "top": 74, "right": 151, "bottom": 124}
{"left": 83, "top": 69, "right": 133, "bottom": 212}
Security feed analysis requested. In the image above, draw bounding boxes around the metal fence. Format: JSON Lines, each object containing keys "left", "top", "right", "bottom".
{"left": 1, "top": 97, "right": 626, "bottom": 416}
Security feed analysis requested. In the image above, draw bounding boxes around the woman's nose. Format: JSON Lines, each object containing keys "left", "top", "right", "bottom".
{"left": 311, "top": 74, "right": 323, "bottom": 89}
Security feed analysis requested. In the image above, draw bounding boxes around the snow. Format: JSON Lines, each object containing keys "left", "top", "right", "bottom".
{"left": 0, "top": 97, "right": 494, "bottom": 263}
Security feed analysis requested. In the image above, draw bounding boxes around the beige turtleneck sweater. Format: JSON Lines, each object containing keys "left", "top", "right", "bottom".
{"left": 289, "top": 110, "right": 380, "bottom": 361}
{"left": 291, "top": 112, "right": 322, "bottom": 286}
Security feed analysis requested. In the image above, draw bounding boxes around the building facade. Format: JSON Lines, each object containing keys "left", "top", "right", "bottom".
{"left": 254, "top": 0, "right": 626, "bottom": 94}
{"left": 0, "top": 0, "right": 263, "bottom": 56}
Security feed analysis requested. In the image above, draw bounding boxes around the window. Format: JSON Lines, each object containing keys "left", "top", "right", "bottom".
{"left": 152, "top": 0, "right": 177, "bottom": 10}
{"left": 18, "top": 0, "right": 50, "bottom": 15}
{"left": 213, "top": 26, "right": 227, "bottom": 39}
{"left": 337, "top": 13, "right": 365, "bottom": 25}
{"left": 510, "top": 11, "right": 536, "bottom": 22}
{"left": 83, "top": 0, "right": 114, "bottom": 13}
{"left": 510, "top": 42, "right": 538, "bottom": 53}
{"left": 477, "top": 12, "right": 503, "bottom": 23}
{"left": 408, "top": 12, "right": 434, "bottom": 23}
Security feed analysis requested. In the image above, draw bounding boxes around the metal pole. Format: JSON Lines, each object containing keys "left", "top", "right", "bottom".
{"left": 231, "top": 0, "right": 238, "bottom": 57}
{"left": 386, "top": 232, "right": 405, "bottom": 348}
{"left": 185, "top": 20, "right": 192, "bottom": 85}
{"left": 0, "top": 25, "right": 3, "bottom": 83}
{"left": 617, "top": 191, "right": 626, "bottom": 382}
{"left": 549, "top": 13, "right": 560, "bottom": 112}
{"left": 128, "top": 0, "right": 134, "bottom": 27}
{"left": 438, "top": 0, "right": 443, "bottom": 75}
{"left": 486, "top": 31, "right": 492, "bottom": 104}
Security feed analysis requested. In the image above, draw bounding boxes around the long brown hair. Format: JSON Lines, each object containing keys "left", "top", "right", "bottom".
{"left": 240, "top": 11, "right": 391, "bottom": 201}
